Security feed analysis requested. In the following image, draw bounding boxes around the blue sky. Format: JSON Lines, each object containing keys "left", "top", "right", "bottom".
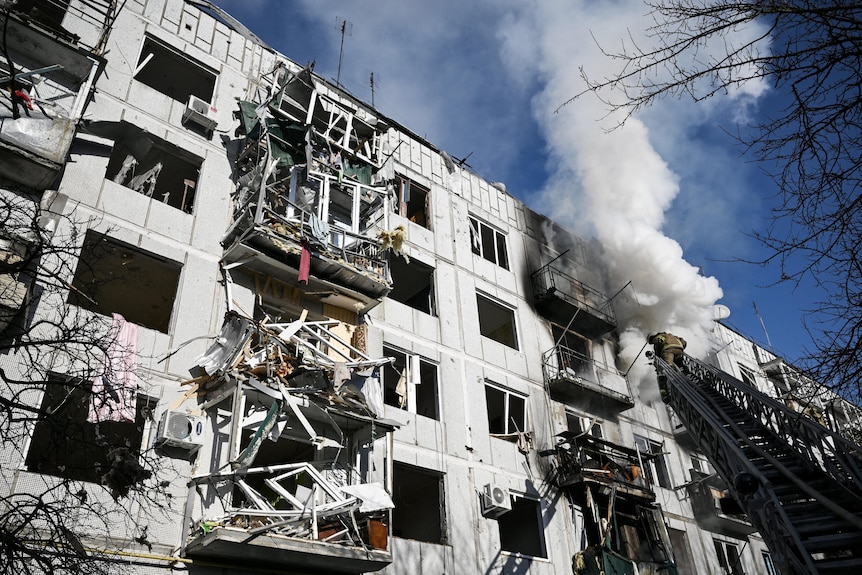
{"left": 209, "top": 0, "right": 820, "bottom": 364}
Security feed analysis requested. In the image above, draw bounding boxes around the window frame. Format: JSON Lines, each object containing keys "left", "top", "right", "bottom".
{"left": 394, "top": 175, "right": 431, "bottom": 230}
{"left": 714, "top": 538, "right": 746, "bottom": 575}
{"left": 476, "top": 292, "right": 519, "bottom": 350}
{"left": 134, "top": 34, "right": 218, "bottom": 104}
{"left": 382, "top": 345, "right": 440, "bottom": 420}
{"left": 497, "top": 492, "right": 547, "bottom": 558}
{"left": 25, "top": 376, "right": 152, "bottom": 485}
{"left": 469, "top": 215, "right": 509, "bottom": 269}
{"left": 387, "top": 256, "right": 436, "bottom": 316}
{"left": 391, "top": 462, "right": 447, "bottom": 544}
{"left": 634, "top": 434, "right": 672, "bottom": 489}
{"left": 67, "top": 230, "right": 182, "bottom": 333}
{"left": 485, "top": 382, "right": 528, "bottom": 437}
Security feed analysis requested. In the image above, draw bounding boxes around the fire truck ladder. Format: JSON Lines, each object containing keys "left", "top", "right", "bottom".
{"left": 654, "top": 353, "right": 862, "bottom": 575}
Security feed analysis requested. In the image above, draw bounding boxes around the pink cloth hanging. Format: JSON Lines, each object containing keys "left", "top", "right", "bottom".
{"left": 298, "top": 243, "right": 311, "bottom": 284}
{"left": 88, "top": 313, "right": 138, "bottom": 423}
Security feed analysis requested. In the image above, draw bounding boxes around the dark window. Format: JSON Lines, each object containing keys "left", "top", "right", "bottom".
{"left": 104, "top": 122, "right": 202, "bottom": 213}
{"left": 388, "top": 256, "right": 435, "bottom": 315}
{"left": 391, "top": 463, "right": 445, "bottom": 544}
{"left": 395, "top": 176, "right": 430, "bottom": 229}
{"left": 634, "top": 435, "right": 672, "bottom": 489}
{"left": 498, "top": 494, "right": 546, "bottom": 558}
{"left": 485, "top": 383, "right": 526, "bottom": 435}
{"left": 469, "top": 216, "right": 508, "bottom": 269}
{"left": 668, "top": 528, "right": 696, "bottom": 575}
{"left": 26, "top": 379, "right": 147, "bottom": 484}
{"left": 738, "top": 364, "right": 757, "bottom": 387}
{"left": 714, "top": 539, "right": 746, "bottom": 575}
{"left": 476, "top": 293, "right": 518, "bottom": 349}
{"left": 135, "top": 35, "right": 217, "bottom": 103}
{"left": 68, "top": 231, "right": 181, "bottom": 333}
{"left": 382, "top": 346, "right": 439, "bottom": 420}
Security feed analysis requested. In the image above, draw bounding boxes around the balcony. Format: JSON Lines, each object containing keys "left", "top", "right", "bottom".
{"left": 542, "top": 345, "right": 634, "bottom": 410}
{"left": 530, "top": 263, "right": 616, "bottom": 337}
{"left": 552, "top": 434, "right": 655, "bottom": 503}
{"left": 686, "top": 469, "right": 757, "bottom": 536}
{"left": 222, "top": 66, "right": 395, "bottom": 314}
{"left": 181, "top": 313, "right": 400, "bottom": 573}
{"left": 0, "top": 9, "right": 105, "bottom": 190}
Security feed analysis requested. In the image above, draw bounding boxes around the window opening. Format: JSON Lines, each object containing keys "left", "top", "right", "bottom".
{"left": 714, "top": 539, "right": 746, "bottom": 575}
{"left": 395, "top": 176, "right": 430, "bottom": 229}
{"left": 476, "top": 293, "right": 518, "bottom": 349}
{"left": 382, "top": 346, "right": 439, "bottom": 420}
{"left": 134, "top": 35, "right": 217, "bottom": 104}
{"left": 485, "top": 383, "right": 527, "bottom": 436}
{"left": 388, "top": 257, "right": 435, "bottom": 315}
{"left": 634, "top": 434, "right": 672, "bottom": 489}
{"left": 391, "top": 463, "right": 445, "bottom": 544}
{"left": 498, "top": 494, "right": 546, "bottom": 558}
{"left": 103, "top": 122, "right": 202, "bottom": 213}
{"left": 762, "top": 551, "right": 778, "bottom": 575}
{"left": 68, "top": 231, "right": 181, "bottom": 333}
{"left": 469, "top": 216, "right": 508, "bottom": 269}
{"left": 26, "top": 378, "right": 148, "bottom": 484}
{"left": 738, "top": 364, "right": 757, "bottom": 387}
{"left": 668, "top": 528, "right": 696, "bottom": 575}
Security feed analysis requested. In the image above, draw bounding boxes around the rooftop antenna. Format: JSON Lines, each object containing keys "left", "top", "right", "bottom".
{"left": 753, "top": 301, "right": 774, "bottom": 351}
{"left": 370, "top": 71, "right": 375, "bottom": 107}
{"left": 335, "top": 18, "right": 352, "bottom": 89}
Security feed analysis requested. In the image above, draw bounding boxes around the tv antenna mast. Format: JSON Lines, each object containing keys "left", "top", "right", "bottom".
{"left": 335, "top": 18, "right": 352, "bottom": 88}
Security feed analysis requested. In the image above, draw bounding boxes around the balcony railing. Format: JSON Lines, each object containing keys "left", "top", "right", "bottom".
{"left": 542, "top": 345, "right": 634, "bottom": 409}
{"left": 183, "top": 462, "right": 392, "bottom": 574}
{"left": 530, "top": 263, "right": 616, "bottom": 336}
{"left": 685, "top": 469, "right": 757, "bottom": 536}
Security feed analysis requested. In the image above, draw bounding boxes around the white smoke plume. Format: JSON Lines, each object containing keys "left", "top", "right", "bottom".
{"left": 496, "top": 1, "right": 767, "bottom": 386}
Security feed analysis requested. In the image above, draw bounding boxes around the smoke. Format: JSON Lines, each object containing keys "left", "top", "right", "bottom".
{"left": 496, "top": 1, "right": 768, "bottom": 387}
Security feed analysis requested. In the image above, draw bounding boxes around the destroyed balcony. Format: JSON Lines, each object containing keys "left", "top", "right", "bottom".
{"left": 183, "top": 462, "right": 394, "bottom": 574}
{"left": 551, "top": 434, "right": 655, "bottom": 503}
{"left": 181, "top": 313, "right": 401, "bottom": 573}
{"left": 685, "top": 469, "right": 757, "bottom": 536}
{"left": 542, "top": 345, "right": 634, "bottom": 410}
{"left": 221, "top": 168, "right": 393, "bottom": 314}
{"left": 530, "top": 263, "right": 616, "bottom": 337}
{"left": 0, "top": 9, "right": 106, "bottom": 190}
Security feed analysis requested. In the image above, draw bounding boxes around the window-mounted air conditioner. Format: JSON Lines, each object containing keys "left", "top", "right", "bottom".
{"left": 157, "top": 410, "right": 206, "bottom": 450}
{"left": 481, "top": 483, "right": 512, "bottom": 518}
{"left": 182, "top": 95, "right": 218, "bottom": 131}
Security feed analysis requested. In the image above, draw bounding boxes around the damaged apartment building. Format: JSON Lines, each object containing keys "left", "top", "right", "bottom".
{"left": 2, "top": 1, "right": 862, "bottom": 574}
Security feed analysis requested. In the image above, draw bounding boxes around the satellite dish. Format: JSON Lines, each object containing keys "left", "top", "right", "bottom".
{"left": 713, "top": 304, "right": 731, "bottom": 320}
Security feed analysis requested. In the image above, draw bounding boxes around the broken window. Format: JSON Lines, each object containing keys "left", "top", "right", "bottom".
{"left": 477, "top": 293, "right": 518, "bottom": 349}
{"left": 68, "top": 231, "right": 182, "bottom": 333}
{"left": 102, "top": 122, "right": 202, "bottom": 213}
{"left": 134, "top": 35, "right": 217, "bottom": 104}
{"left": 26, "top": 377, "right": 149, "bottom": 484}
{"left": 738, "top": 364, "right": 757, "bottom": 387}
{"left": 578, "top": 416, "right": 604, "bottom": 439}
{"left": 498, "top": 493, "right": 546, "bottom": 558}
{"left": 394, "top": 175, "right": 430, "bottom": 229}
{"left": 714, "top": 539, "right": 746, "bottom": 575}
{"left": 382, "top": 346, "right": 439, "bottom": 420}
{"left": 553, "top": 324, "right": 591, "bottom": 378}
{"left": 634, "top": 435, "right": 672, "bottom": 489}
{"left": 469, "top": 216, "right": 508, "bottom": 270}
{"left": 13, "top": 1, "right": 70, "bottom": 35}
{"left": 485, "top": 383, "right": 527, "bottom": 436}
{"left": 391, "top": 463, "right": 445, "bottom": 544}
{"left": 668, "top": 528, "right": 696, "bottom": 575}
{"left": 388, "top": 256, "right": 435, "bottom": 315}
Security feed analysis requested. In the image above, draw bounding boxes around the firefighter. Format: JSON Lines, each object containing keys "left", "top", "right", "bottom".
{"left": 648, "top": 332, "right": 687, "bottom": 369}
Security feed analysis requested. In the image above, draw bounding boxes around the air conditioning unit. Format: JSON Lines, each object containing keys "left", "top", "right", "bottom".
{"left": 481, "top": 483, "right": 512, "bottom": 518}
{"left": 157, "top": 410, "right": 206, "bottom": 450}
{"left": 182, "top": 95, "right": 218, "bottom": 131}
